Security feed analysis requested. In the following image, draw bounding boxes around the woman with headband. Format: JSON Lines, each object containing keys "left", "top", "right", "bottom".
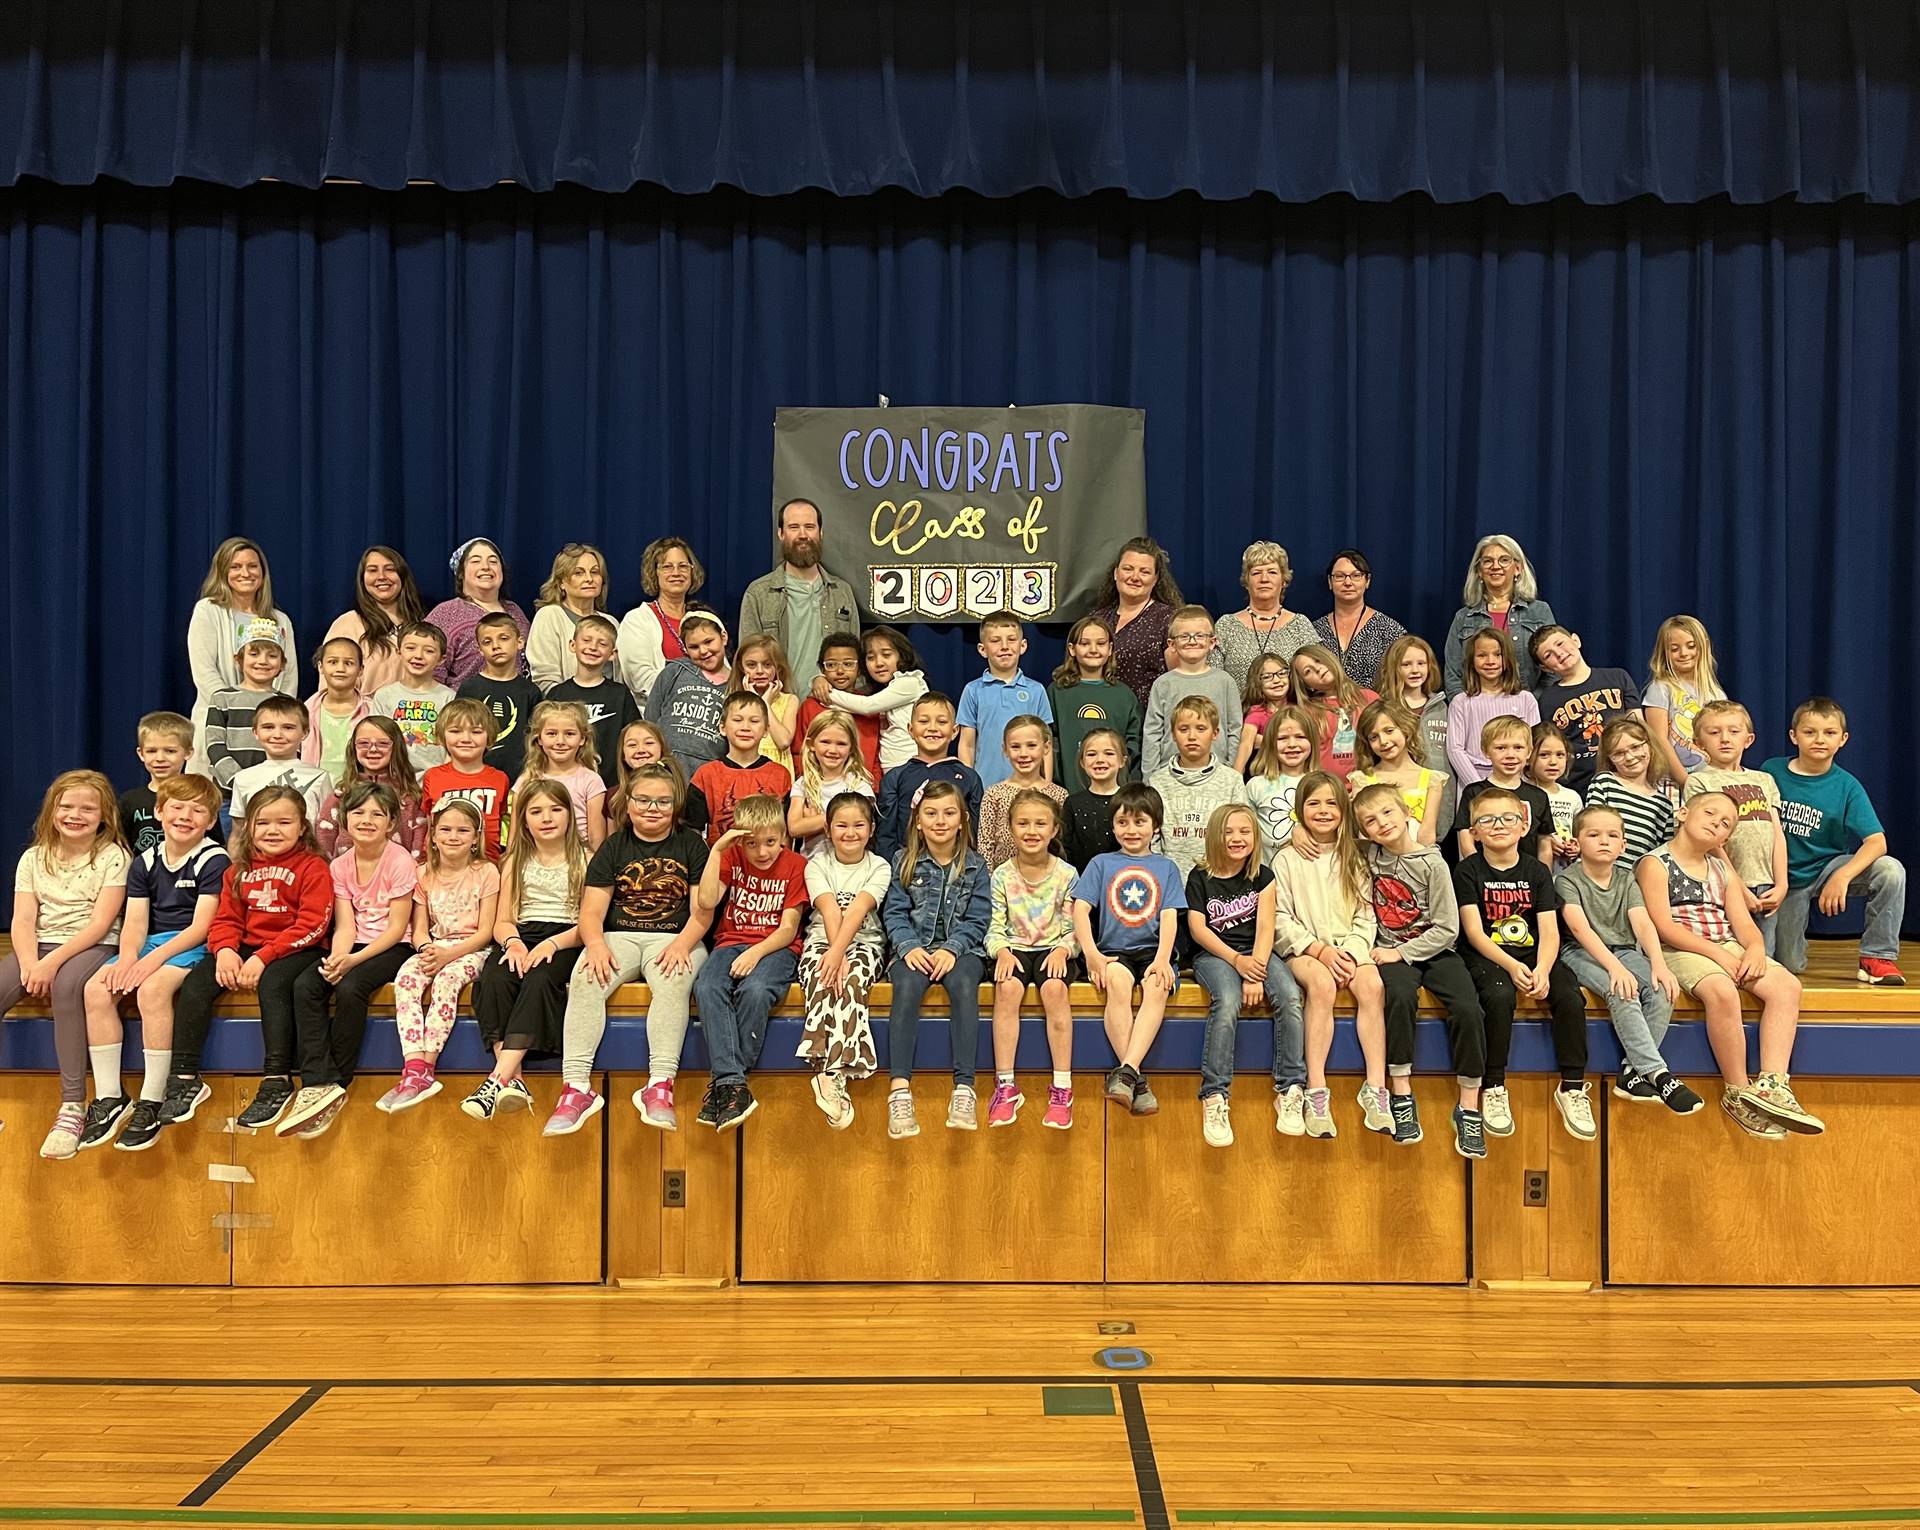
{"left": 424, "top": 538, "right": 532, "bottom": 687}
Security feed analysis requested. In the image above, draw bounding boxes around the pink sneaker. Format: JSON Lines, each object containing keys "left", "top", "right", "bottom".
{"left": 632, "top": 1079, "right": 677, "bottom": 1131}
{"left": 986, "top": 1081, "right": 1023, "bottom": 1127}
{"left": 375, "top": 1061, "right": 443, "bottom": 1114}
{"left": 1042, "top": 1086, "right": 1073, "bottom": 1130}
{"left": 542, "top": 1084, "right": 604, "bottom": 1137}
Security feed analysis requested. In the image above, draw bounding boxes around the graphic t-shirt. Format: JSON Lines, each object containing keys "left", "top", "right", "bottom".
{"left": 371, "top": 681, "right": 456, "bottom": 769}
{"left": 456, "top": 672, "right": 545, "bottom": 779}
{"left": 690, "top": 756, "right": 794, "bottom": 845}
{"left": 1683, "top": 767, "right": 1782, "bottom": 890}
{"left": 414, "top": 860, "right": 500, "bottom": 943}
{"left": 1760, "top": 758, "right": 1883, "bottom": 889}
{"left": 712, "top": 846, "right": 811, "bottom": 953}
{"left": 118, "top": 786, "right": 165, "bottom": 857}
{"left": 1642, "top": 678, "right": 1718, "bottom": 773}
{"left": 802, "top": 850, "right": 892, "bottom": 954}
{"left": 1453, "top": 779, "right": 1554, "bottom": 861}
{"left": 1247, "top": 773, "right": 1306, "bottom": 867}
{"left": 331, "top": 840, "right": 419, "bottom": 944}
{"left": 1072, "top": 851, "right": 1188, "bottom": 956}
{"left": 588, "top": 826, "right": 709, "bottom": 934}
{"left": 1048, "top": 680, "right": 1142, "bottom": 793}
{"left": 1184, "top": 863, "right": 1273, "bottom": 956}
{"left": 421, "top": 763, "right": 511, "bottom": 860}
{"left": 1453, "top": 851, "right": 1559, "bottom": 953}
{"left": 127, "top": 840, "right": 230, "bottom": 937}
{"left": 547, "top": 677, "right": 641, "bottom": 788}
{"left": 1536, "top": 668, "right": 1641, "bottom": 787}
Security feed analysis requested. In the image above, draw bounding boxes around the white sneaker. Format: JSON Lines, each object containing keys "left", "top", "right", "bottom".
{"left": 1481, "top": 1085, "right": 1515, "bottom": 1136}
{"left": 39, "top": 1102, "right": 85, "bottom": 1160}
{"left": 831, "top": 1075, "right": 854, "bottom": 1130}
{"left": 887, "top": 1087, "right": 919, "bottom": 1139}
{"left": 946, "top": 1085, "right": 978, "bottom": 1131}
{"left": 1553, "top": 1082, "right": 1597, "bottom": 1142}
{"left": 277, "top": 1084, "right": 346, "bottom": 1137}
{"left": 1274, "top": 1085, "right": 1306, "bottom": 1137}
{"left": 1304, "top": 1087, "right": 1337, "bottom": 1138}
{"left": 1201, "top": 1094, "right": 1233, "bottom": 1148}
{"left": 810, "top": 1072, "right": 841, "bottom": 1123}
{"left": 1357, "top": 1082, "right": 1394, "bottom": 1134}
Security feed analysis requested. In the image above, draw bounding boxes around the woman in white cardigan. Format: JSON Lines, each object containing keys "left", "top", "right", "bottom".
{"left": 618, "top": 536, "right": 704, "bottom": 710}
{"left": 526, "top": 542, "right": 613, "bottom": 690}
{"left": 185, "top": 536, "right": 298, "bottom": 770}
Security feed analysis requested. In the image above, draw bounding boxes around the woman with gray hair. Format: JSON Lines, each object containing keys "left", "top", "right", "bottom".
{"left": 1212, "top": 541, "right": 1318, "bottom": 691}
{"left": 1441, "top": 534, "right": 1557, "bottom": 696}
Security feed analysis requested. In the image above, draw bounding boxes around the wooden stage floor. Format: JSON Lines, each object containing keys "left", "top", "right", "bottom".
{"left": 1, "top": 1283, "right": 1918, "bottom": 1530}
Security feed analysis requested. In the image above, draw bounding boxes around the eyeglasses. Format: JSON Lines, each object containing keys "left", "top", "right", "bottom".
{"left": 633, "top": 797, "right": 675, "bottom": 810}
{"left": 1472, "top": 812, "right": 1525, "bottom": 828}
{"left": 1172, "top": 632, "right": 1213, "bottom": 646}
{"left": 1329, "top": 570, "right": 1367, "bottom": 582}
{"left": 1479, "top": 556, "right": 1516, "bottom": 569}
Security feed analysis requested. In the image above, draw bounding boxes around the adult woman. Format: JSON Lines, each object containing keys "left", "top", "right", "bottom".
{"left": 324, "top": 546, "right": 426, "bottom": 697}
{"left": 1087, "top": 537, "right": 1184, "bottom": 714}
{"left": 1311, "top": 549, "right": 1406, "bottom": 692}
{"left": 1442, "top": 534, "right": 1557, "bottom": 696}
{"left": 185, "top": 537, "right": 298, "bottom": 769}
{"left": 619, "top": 537, "right": 706, "bottom": 707}
{"left": 526, "top": 543, "right": 612, "bottom": 689}
{"left": 423, "top": 538, "right": 530, "bottom": 687}
{"left": 1211, "top": 541, "right": 1317, "bottom": 692}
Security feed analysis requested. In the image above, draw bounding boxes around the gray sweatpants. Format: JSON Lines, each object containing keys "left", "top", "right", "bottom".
{"left": 561, "top": 932, "right": 707, "bottom": 1089}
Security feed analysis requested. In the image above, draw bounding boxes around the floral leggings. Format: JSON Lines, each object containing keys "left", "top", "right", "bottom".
{"left": 796, "top": 943, "right": 882, "bottom": 1080}
{"left": 392, "top": 947, "right": 490, "bottom": 1058}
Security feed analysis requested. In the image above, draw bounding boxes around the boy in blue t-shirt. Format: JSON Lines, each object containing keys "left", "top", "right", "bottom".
{"left": 957, "top": 611, "right": 1054, "bottom": 790}
{"left": 1761, "top": 696, "right": 1906, "bottom": 983}
{"left": 1070, "top": 783, "right": 1187, "bottom": 1117}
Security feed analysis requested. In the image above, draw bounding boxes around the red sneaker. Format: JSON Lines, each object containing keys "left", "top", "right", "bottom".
{"left": 1858, "top": 957, "right": 1906, "bottom": 986}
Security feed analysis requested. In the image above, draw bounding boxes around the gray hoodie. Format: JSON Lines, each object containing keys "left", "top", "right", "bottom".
{"left": 1148, "top": 759, "right": 1251, "bottom": 877}
{"left": 1364, "top": 839, "right": 1459, "bottom": 962}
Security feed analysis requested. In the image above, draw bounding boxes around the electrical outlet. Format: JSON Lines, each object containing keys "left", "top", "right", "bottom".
{"left": 662, "top": 1169, "right": 686, "bottom": 1207}
{"left": 1523, "top": 1170, "right": 1548, "bottom": 1206}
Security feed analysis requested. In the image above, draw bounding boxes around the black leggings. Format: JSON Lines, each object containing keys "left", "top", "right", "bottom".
{"left": 471, "top": 922, "right": 582, "bottom": 1055}
{"left": 292, "top": 943, "right": 415, "bottom": 1088}
{"left": 1379, "top": 951, "right": 1486, "bottom": 1085}
{"left": 1461, "top": 950, "right": 1588, "bottom": 1086}
{"left": 172, "top": 945, "right": 325, "bottom": 1078}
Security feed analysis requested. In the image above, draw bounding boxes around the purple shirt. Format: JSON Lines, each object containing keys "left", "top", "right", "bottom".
{"left": 424, "top": 598, "right": 531, "bottom": 688}
{"left": 1089, "top": 600, "right": 1174, "bottom": 714}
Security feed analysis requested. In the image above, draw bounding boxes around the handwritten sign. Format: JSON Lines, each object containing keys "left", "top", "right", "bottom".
{"left": 772, "top": 404, "right": 1148, "bottom": 623}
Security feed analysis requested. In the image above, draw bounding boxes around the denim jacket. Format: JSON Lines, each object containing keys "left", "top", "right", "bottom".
{"left": 882, "top": 846, "right": 991, "bottom": 957}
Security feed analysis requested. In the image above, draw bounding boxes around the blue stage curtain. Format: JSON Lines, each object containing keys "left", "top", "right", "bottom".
{"left": 1, "top": 0, "right": 1918, "bottom": 203}
{"left": 3, "top": 177, "right": 1916, "bottom": 872}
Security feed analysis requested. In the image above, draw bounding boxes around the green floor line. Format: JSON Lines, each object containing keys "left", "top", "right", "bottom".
{"left": 1176, "top": 1510, "right": 1920, "bottom": 1526}
{"left": 0, "top": 1512, "right": 1136, "bottom": 1528}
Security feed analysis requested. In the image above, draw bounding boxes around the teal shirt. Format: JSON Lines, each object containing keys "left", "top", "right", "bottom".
{"left": 785, "top": 573, "right": 825, "bottom": 690}
{"left": 1761, "top": 757, "right": 1883, "bottom": 888}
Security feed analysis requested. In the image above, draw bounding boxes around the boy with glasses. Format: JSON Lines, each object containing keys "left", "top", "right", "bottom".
{"left": 1141, "top": 606, "right": 1243, "bottom": 775}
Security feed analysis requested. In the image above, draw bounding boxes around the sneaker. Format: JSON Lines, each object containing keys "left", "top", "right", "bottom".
{"left": 39, "top": 1103, "right": 85, "bottom": 1160}
{"left": 461, "top": 1078, "right": 504, "bottom": 1121}
{"left": 887, "top": 1087, "right": 919, "bottom": 1139}
{"left": 1750, "top": 1072, "right": 1826, "bottom": 1135}
{"left": 831, "top": 1076, "right": 855, "bottom": 1130}
{"left": 715, "top": 1081, "right": 758, "bottom": 1133}
{"left": 635, "top": 1079, "right": 678, "bottom": 1131}
{"left": 116, "top": 1099, "right": 163, "bottom": 1152}
{"left": 1858, "top": 957, "right": 1905, "bottom": 986}
{"left": 1304, "top": 1087, "right": 1337, "bottom": 1138}
{"left": 1357, "top": 1082, "right": 1394, "bottom": 1134}
{"left": 1612, "top": 1069, "right": 1658, "bottom": 1103}
{"left": 1201, "top": 1094, "right": 1234, "bottom": 1148}
{"left": 286, "top": 1094, "right": 346, "bottom": 1139}
{"left": 1274, "top": 1084, "right": 1306, "bottom": 1137}
{"left": 1129, "top": 1077, "right": 1159, "bottom": 1116}
{"left": 157, "top": 1075, "right": 210, "bottom": 1127}
{"left": 77, "top": 1095, "right": 133, "bottom": 1150}
{"left": 1652, "top": 1072, "right": 1705, "bottom": 1115}
{"left": 497, "top": 1078, "right": 534, "bottom": 1114}
{"left": 986, "top": 1081, "right": 1023, "bottom": 1127}
{"left": 946, "top": 1084, "right": 978, "bottom": 1131}
{"left": 809, "top": 1072, "right": 840, "bottom": 1124}
{"left": 1554, "top": 1082, "right": 1597, "bottom": 1142}
{"left": 1103, "top": 1066, "right": 1137, "bottom": 1104}
{"left": 1389, "top": 1091, "right": 1423, "bottom": 1146}
{"left": 1481, "top": 1084, "right": 1514, "bottom": 1136}
{"left": 1723, "top": 1088, "right": 1787, "bottom": 1140}
{"left": 375, "top": 1063, "right": 442, "bottom": 1114}
{"left": 237, "top": 1077, "right": 297, "bottom": 1129}
{"left": 695, "top": 1081, "right": 724, "bottom": 1127}
{"left": 542, "top": 1084, "right": 603, "bottom": 1137}
{"left": 1042, "top": 1086, "right": 1072, "bottom": 1130}
{"left": 277, "top": 1084, "right": 346, "bottom": 1137}
{"left": 1452, "top": 1106, "right": 1488, "bottom": 1159}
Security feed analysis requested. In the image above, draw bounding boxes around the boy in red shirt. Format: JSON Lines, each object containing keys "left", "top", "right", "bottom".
{"left": 794, "top": 633, "right": 883, "bottom": 782}
{"left": 691, "top": 794, "right": 809, "bottom": 1131}
{"left": 420, "top": 699, "right": 510, "bottom": 860}
{"left": 690, "top": 692, "right": 792, "bottom": 844}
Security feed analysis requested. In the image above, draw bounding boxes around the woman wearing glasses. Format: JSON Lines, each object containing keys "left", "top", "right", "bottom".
{"left": 1211, "top": 541, "right": 1318, "bottom": 693}
{"left": 1311, "top": 549, "right": 1406, "bottom": 691}
{"left": 1442, "top": 535, "right": 1558, "bottom": 697}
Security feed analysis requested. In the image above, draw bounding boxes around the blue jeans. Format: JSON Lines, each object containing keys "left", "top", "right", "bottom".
{"left": 1771, "top": 854, "right": 1907, "bottom": 974}
{"left": 886, "top": 952, "right": 984, "bottom": 1086}
{"left": 696, "top": 946, "right": 799, "bottom": 1087}
{"left": 1192, "top": 951, "right": 1305, "bottom": 1098}
{"left": 1558, "top": 945, "right": 1673, "bottom": 1081}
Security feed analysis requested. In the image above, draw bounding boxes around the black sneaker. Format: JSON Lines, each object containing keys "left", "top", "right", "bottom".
{"left": 77, "top": 1095, "right": 133, "bottom": 1150}
{"left": 1612, "top": 1068, "right": 1658, "bottom": 1102}
{"left": 696, "top": 1080, "right": 724, "bottom": 1128}
{"left": 157, "top": 1075, "right": 210, "bottom": 1126}
{"left": 1389, "top": 1091, "right": 1423, "bottom": 1145}
{"left": 116, "top": 1100, "right": 164, "bottom": 1152}
{"left": 715, "top": 1081, "right": 758, "bottom": 1133}
{"left": 238, "top": 1077, "right": 297, "bottom": 1130}
{"left": 1652, "top": 1072, "right": 1705, "bottom": 1115}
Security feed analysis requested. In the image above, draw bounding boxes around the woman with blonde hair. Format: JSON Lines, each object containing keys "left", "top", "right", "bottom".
{"left": 186, "top": 536, "right": 299, "bottom": 770}
{"left": 1212, "top": 541, "right": 1317, "bottom": 692}
{"left": 526, "top": 543, "right": 613, "bottom": 689}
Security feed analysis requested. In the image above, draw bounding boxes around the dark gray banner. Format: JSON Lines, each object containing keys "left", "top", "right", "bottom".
{"left": 772, "top": 403, "right": 1147, "bottom": 623}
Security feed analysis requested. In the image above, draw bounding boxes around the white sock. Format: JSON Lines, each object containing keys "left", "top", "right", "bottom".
{"left": 141, "top": 1049, "right": 172, "bottom": 1102}
{"left": 648, "top": 1070, "right": 670, "bottom": 1087}
{"left": 997, "top": 1070, "right": 1014, "bottom": 1086}
{"left": 1052, "top": 1070, "right": 1070, "bottom": 1089}
{"left": 89, "top": 1043, "right": 123, "bottom": 1100}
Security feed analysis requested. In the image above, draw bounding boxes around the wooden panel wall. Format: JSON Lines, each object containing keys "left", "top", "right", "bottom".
{"left": 1470, "top": 1076, "right": 1603, "bottom": 1288}
{"left": 605, "top": 1072, "right": 738, "bottom": 1283}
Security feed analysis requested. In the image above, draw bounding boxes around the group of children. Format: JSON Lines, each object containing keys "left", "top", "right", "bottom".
{"left": 2, "top": 595, "right": 1901, "bottom": 1160}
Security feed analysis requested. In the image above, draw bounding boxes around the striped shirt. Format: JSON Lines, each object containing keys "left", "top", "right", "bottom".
{"left": 1651, "top": 847, "right": 1733, "bottom": 943}
{"left": 1585, "top": 775, "right": 1676, "bottom": 866}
